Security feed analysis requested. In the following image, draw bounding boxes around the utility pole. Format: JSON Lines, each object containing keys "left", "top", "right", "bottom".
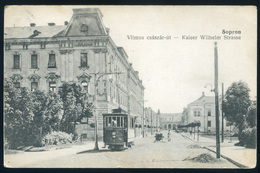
{"left": 151, "top": 109, "right": 153, "bottom": 135}
{"left": 94, "top": 73, "right": 99, "bottom": 150}
{"left": 222, "top": 83, "right": 224, "bottom": 143}
{"left": 214, "top": 42, "right": 220, "bottom": 158}
{"left": 142, "top": 100, "right": 145, "bottom": 137}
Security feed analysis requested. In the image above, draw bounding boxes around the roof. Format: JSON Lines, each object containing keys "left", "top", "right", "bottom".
{"left": 189, "top": 96, "right": 215, "bottom": 105}
{"left": 4, "top": 25, "right": 67, "bottom": 39}
{"left": 117, "top": 47, "right": 128, "bottom": 59}
{"left": 160, "top": 113, "right": 182, "bottom": 118}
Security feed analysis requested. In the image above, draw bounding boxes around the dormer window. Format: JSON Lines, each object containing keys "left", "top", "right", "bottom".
{"left": 33, "top": 30, "right": 41, "bottom": 36}
{"left": 80, "top": 24, "right": 88, "bottom": 33}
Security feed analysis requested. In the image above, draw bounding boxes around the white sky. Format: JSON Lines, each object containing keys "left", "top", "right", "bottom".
{"left": 4, "top": 6, "right": 257, "bottom": 113}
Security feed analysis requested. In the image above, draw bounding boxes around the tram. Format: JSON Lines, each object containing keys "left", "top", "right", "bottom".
{"left": 102, "top": 108, "right": 135, "bottom": 150}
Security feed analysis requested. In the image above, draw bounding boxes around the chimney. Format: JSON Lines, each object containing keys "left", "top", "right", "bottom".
{"left": 30, "top": 23, "right": 36, "bottom": 27}
{"left": 64, "top": 21, "right": 68, "bottom": 25}
{"left": 202, "top": 92, "right": 205, "bottom": 97}
{"left": 106, "top": 28, "right": 110, "bottom": 35}
{"left": 48, "top": 23, "right": 55, "bottom": 26}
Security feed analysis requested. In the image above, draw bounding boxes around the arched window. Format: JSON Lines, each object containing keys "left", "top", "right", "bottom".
{"left": 28, "top": 74, "right": 40, "bottom": 91}
{"left": 10, "top": 74, "right": 23, "bottom": 89}
{"left": 194, "top": 111, "right": 197, "bottom": 117}
{"left": 208, "top": 110, "right": 211, "bottom": 116}
{"left": 49, "top": 81, "right": 57, "bottom": 92}
{"left": 81, "top": 81, "right": 88, "bottom": 92}
{"left": 198, "top": 111, "right": 200, "bottom": 116}
{"left": 45, "top": 73, "right": 60, "bottom": 92}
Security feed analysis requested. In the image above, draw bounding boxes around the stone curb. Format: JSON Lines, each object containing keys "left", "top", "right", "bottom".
{"left": 203, "top": 147, "right": 248, "bottom": 169}
{"left": 180, "top": 132, "right": 249, "bottom": 169}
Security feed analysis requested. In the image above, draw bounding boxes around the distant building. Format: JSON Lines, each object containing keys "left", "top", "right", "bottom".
{"left": 4, "top": 8, "right": 144, "bottom": 139}
{"left": 160, "top": 113, "right": 182, "bottom": 130}
{"left": 144, "top": 107, "right": 159, "bottom": 135}
{"left": 182, "top": 92, "right": 231, "bottom": 133}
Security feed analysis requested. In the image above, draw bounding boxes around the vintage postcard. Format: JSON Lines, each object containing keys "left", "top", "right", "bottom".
{"left": 3, "top": 6, "right": 257, "bottom": 168}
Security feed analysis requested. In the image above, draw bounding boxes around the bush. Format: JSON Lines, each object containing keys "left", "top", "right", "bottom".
{"left": 41, "top": 131, "right": 73, "bottom": 146}
{"left": 241, "top": 127, "right": 257, "bottom": 148}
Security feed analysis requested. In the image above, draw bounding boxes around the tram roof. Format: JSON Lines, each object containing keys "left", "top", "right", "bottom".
{"left": 102, "top": 113, "right": 128, "bottom": 117}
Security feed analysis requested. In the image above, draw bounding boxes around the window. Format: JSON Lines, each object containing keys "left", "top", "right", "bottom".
{"left": 48, "top": 54, "right": 56, "bottom": 68}
{"left": 81, "top": 81, "right": 88, "bottom": 92}
{"left": 31, "top": 82, "right": 38, "bottom": 91}
{"left": 208, "top": 110, "right": 211, "bottom": 116}
{"left": 198, "top": 111, "right": 200, "bottom": 116}
{"left": 194, "top": 111, "right": 197, "bottom": 117}
{"left": 131, "top": 118, "right": 134, "bottom": 128}
{"left": 31, "top": 54, "right": 38, "bottom": 69}
{"left": 104, "top": 82, "right": 107, "bottom": 93}
{"left": 13, "top": 82, "right": 20, "bottom": 89}
{"left": 49, "top": 81, "right": 56, "bottom": 92}
{"left": 80, "top": 53, "right": 88, "bottom": 68}
{"left": 13, "top": 55, "right": 20, "bottom": 69}
{"left": 208, "top": 121, "right": 211, "bottom": 127}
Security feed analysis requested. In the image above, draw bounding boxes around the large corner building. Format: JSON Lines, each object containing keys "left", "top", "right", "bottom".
{"left": 4, "top": 8, "right": 145, "bottom": 139}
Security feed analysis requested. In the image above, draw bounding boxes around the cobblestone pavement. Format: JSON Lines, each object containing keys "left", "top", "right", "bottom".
{"left": 4, "top": 131, "right": 238, "bottom": 168}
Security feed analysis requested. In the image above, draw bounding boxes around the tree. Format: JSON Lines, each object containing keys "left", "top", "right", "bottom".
{"left": 4, "top": 79, "right": 35, "bottom": 148}
{"left": 241, "top": 99, "right": 257, "bottom": 148}
{"left": 4, "top": 79, "right": 64, "bottom": 148}
{"left": 222, "top": 81, "right": 251, "bottom": 145}
{"left": 30, "top": 90, "right": 63, "bottom": 146}
{"left": 59, "top": 82, "right": 93, "bottom": 135}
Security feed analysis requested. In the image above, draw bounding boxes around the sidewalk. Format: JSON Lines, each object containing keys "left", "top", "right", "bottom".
{"left": 180, "top": 132, "right": 257, "bottom": 168}
{"left": 5, "top": 137, "right": 148, "bottom": 168}
{"left": 4, "top": 141, "right": 97, "bottom": 168}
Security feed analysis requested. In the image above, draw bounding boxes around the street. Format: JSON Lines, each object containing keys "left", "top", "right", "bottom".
{"left": 5, "top": 131, "right": 237, "bottom": 168}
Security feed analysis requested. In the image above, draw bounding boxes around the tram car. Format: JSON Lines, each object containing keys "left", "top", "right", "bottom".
{"left": 102, "top": 108, "right": 135, "bottom": 150}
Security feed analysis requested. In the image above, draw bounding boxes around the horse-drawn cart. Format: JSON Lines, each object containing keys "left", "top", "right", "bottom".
{"left": 154, "top": 133, "right": 164, "bottom": 142}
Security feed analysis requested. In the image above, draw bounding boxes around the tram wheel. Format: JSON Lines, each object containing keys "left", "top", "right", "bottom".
{"left": 111, "top": 145, "right": 124, "bottom": 151}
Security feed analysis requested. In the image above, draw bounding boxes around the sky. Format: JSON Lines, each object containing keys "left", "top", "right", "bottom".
{"left": 4, "top": 6, "right": 257, "bottom": 113}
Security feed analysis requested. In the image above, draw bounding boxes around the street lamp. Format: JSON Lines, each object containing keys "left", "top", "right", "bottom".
{"left": 93, "top": 71, "right": 123, "bottom": 150}
{"left": 204, "top": 83, "right": 215, "bottom": 92}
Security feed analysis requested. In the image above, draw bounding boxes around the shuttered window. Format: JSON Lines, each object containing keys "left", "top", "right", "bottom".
{"left": 13, "top": 55, "right": 20, "bottom": 69}
{"left": 31, "top": 54, "right": 38, "bottom": 69}
{"left": 80, "top": 53, "right": 88, "bottom": 68}
{"left": 48, "top": 54, "right": 56, "bottom": 68}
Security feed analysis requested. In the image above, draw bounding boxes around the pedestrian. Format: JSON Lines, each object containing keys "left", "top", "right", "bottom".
{"left": 167, "top": 130, "right": 171, "bottom": 142}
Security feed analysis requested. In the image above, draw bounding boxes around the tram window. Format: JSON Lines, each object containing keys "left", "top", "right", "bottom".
{"left": 117, "top": 117, "right": 120, "bottom": 127}
{"left": 124, "top": 117, "right": 127, "bottom": 127}
{"left": 107, "top": 117, "right": 112, "bottom": 127}
{"left": 121, "top": 117, "right": 123, "bottom": 127}
{"left": 112, "top": 117, "right": 117, "bottom": 127}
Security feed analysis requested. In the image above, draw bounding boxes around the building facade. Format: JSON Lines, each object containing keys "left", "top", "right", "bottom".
{"left": 160, "top": 113, "right": 182, "bottom": 130}
{"left": 182, "top": 92, "right": 230, "bottom": 133}
{"left": 4, "top": 8, "right": 144, "bottom": 139}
